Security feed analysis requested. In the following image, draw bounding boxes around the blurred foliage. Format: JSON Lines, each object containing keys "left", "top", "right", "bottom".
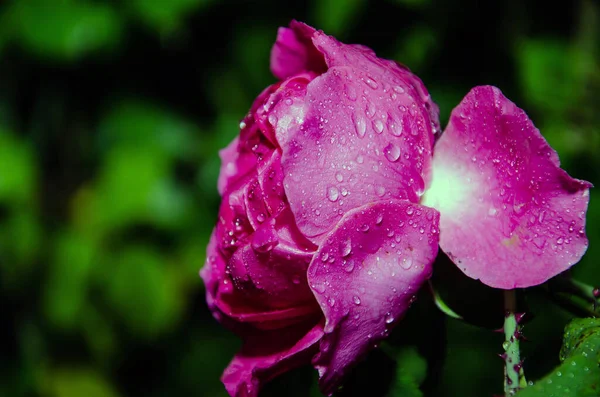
{"left": 0, "top": 0, "right": 598, "bottom": 397}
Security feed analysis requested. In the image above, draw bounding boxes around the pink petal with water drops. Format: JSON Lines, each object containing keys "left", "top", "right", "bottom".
{"left": 222, "top": 219, "right": 317, "bottom": 309}
{"left": 422, "top": 86, "right": 591, "bottom": 289}
{"left": 200, "top": 231, "right": 226, "bottom": 320}
{"left": 222, "top": 319, "right": 323, "bottom": 397}
{"left": 270, "top": 22, "right": 326, "bottom": 80}
{"left": 307, "top": 200, "right": 439, "bottom": 394}
{"left": 281, "top": 65, "right": 436, "bottom": 241}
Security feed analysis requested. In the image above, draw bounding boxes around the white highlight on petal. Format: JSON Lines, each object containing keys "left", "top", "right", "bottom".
{"left": 420, "top": 155, "right": 479, "bottom": 220}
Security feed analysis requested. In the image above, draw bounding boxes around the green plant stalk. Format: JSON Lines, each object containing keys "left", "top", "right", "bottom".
{"left": 503, "top": 290, "right": 527, "bottom": 396}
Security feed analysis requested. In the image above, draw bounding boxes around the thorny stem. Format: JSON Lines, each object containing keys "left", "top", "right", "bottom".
{"left": 503, "top": 290, "right": 526, "bottom": 396}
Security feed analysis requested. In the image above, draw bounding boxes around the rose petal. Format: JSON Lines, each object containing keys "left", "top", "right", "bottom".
{"left": 222, "top": 319, "right": 323, "bottom": 397}
{"left": 307, "top": 200, "right": 439, "bottom": 394}
{"left": 270, "top": 22, "right": 326, "bottom": 80}
{"left": 218, "top": 136, "right": 242, "bottom": 196}
{"left": 200, "top": 231, "right": 225, "bottom": 318}
{"left": 281, "top": 65, "right": 436, "bottom": 241}
{"left": 216, "top": 176, "right": 254, "bottom": 254}
{"left": 256, "top": 150, "right": 287, "bottom": 217}
{"left": 224, "top": 224, "right": 316, "bottom": 311}
{"left": 422, "top": 86, "right": 591, "bottom": 289}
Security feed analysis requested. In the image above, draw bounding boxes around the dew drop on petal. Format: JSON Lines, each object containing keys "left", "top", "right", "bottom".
{"left": 373, "top": 119, "right": 384, "bottom": 133}
{"left": 354, "top": 115, "right": 367, "bottom": 138}
{"left": 340, "top": 238, "right": 352, "bottom": 257}
{"left": 353, "top": 296, "right": 361, "bottom": 305}
{"left": 327, "top": 186, "right": 340, "bottom": 202}
{"left": 335, "top": 172, "right": 344, "bottom": 182}
{"left": 384, "top": 142, "right": 401, "bottom": 162}
{"left": 401, "top": 257, "right": 413, "bottom": 269}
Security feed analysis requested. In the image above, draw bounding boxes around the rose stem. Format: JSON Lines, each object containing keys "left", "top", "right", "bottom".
{"left": 503, "top": 289, "right": 527, "bottom": 396}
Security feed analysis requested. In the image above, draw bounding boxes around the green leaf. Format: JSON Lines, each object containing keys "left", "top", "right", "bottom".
{"left": 516, "top": 318, "right": 600, "bottom": 397}
{"left": 313, "top": 0, "right": 366, "bottom": 37}
{"left": 394, "top": 25, "right": 437, "bottom": 73}
{"left": 44, "top": 368, "right": 120, "bottom": 397}
{"left": 516, "top": 38, "right": 592, "bottom": 114}
{"left": 390, "top": 346, "right": 427, "bottom": 397}
{"left": 12, "top": 0, "right": 122, "bottom": 61}
{"left": 104, "top": 246, "right": 182, "bottom": 339}
{"left": 43, "top": 232, "right": 98, "bottom": 330}
{"left": 0, "top": 130, "right": 36, "bottom": 207}
{"left": 97, "top": 146, "right": 193, "bottom": 230}
{"left": 128, "top": 0, "right": 212, "bottom": 34}
{"left": 98, "top": 100, "right": 199, "bottom": 160}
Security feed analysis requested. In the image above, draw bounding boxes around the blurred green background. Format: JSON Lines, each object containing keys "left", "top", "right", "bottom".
{"left": 0, "top": 0, "right": 598, "bottom": 396}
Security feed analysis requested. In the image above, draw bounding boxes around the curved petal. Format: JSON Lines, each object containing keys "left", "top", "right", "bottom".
{"left": 224, "top": 223, "right": 316, "bottom": 310}
{"left": 282, "top": 66, "right": 436, "bottom": 241}
{"left": 222, "top": 319, "right": 323, "bottom": 397}
{"left": 270, "top": 22, "right": 326, "bottom": 80}
{"left": 218, "top": 136, "right": 242, "bottom": 196}
{"left": 307, "top": 200, "right": 440, "bottom": 394}
{"left": 200, "top": 231, "right": 226, "bottom": 318}
{"left": 422, "top": 86, "right": 591, "bottom": 289}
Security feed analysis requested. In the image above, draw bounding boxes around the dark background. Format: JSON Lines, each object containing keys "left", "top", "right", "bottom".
{"left": 0, "top": 0, "right": 598, "bottom": 396}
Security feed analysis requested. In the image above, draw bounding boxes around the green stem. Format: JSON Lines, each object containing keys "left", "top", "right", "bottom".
{"left": 503, "top": 290, "right": 526, "bottom": 396}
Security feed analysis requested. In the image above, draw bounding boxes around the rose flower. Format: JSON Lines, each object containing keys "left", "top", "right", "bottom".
{"left": 201, "top": 21, "right": 590, "bottom": 397}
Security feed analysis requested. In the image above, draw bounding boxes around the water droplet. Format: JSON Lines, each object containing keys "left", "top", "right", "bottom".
{"left": 356, "top": 154, "right": 364, "bottom": 164}
{"left": 488, "top": 208, "right": 498, "bottom": 216}
{"left": 375, "top": 185, "right": 386, "bottom": 197}
{"left": 239, "top": 121, "right": 247, "bottom": 129}
{"left": 406, "top": 206, "right": 414, "bottom": 215}
{"left": 538, "top": 211, "right": 546, "bottom": 223}
{"left": 268, "top": 114, "right": 278, "bottom": 126}
{"left": 556, "top": 237, "right": 564, "bottom": 245}
{"left": 375, "top": 213, "right": 384, "bottom": 225}
{"left": 340, "top": 238, "right": 352, "bottom": 257}
{"left": 284, "top": 98, "right": 293, "bottom": 105}
{"left": 401, "top": 257, "right": 413, "bottom": 269}
{"left": 335, "top": 172, "right": 344, "bottom": 182}
{"left": 343, "top": 260, "right": 355, "bottom": 273}
{"left": 327, "top": 186, "right": 340, "bottom": 202}
{"left": 385, "top": 312, "right": 394, "bottom": 324}
{"left": 354, "top": 115, "right": 367, "bottom": 138}
{"left": 389, "top": 122, "right": 402, "bottom": 136}
{"left": 321, "top": 252, "right": 329, "bottom": 262}
{"left": 365, "top": 102, "right": 376, "bottom": 118}
{"left": 256, "top": 213, "right": 266, "bottom": 223}
{"left": 364, "top": 76, "right": 378, "bottom": 90}
{"left": 373, "top": 119, "right": 384, "bottom": 133}
{"left": 393, "top": 85, "right": 405, "bottom": 94}
{"left": 384, "top": 142, "right": 401, "bottom": 162}
{"left": 312, "top": 282, "right": 326, "bottom": 293}
{"left": 360, "top": 224, "right": 370, "bottom": 233}
{"left": 353, "top": 296, "right": 361, "bottom": 305}
{"left": 328, "top": 297, "right": 336, "bottom": 307}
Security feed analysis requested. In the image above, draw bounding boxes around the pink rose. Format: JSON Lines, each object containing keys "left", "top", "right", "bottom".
{"left": 201, "top": 21, "right": 591, "bottom": 397}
